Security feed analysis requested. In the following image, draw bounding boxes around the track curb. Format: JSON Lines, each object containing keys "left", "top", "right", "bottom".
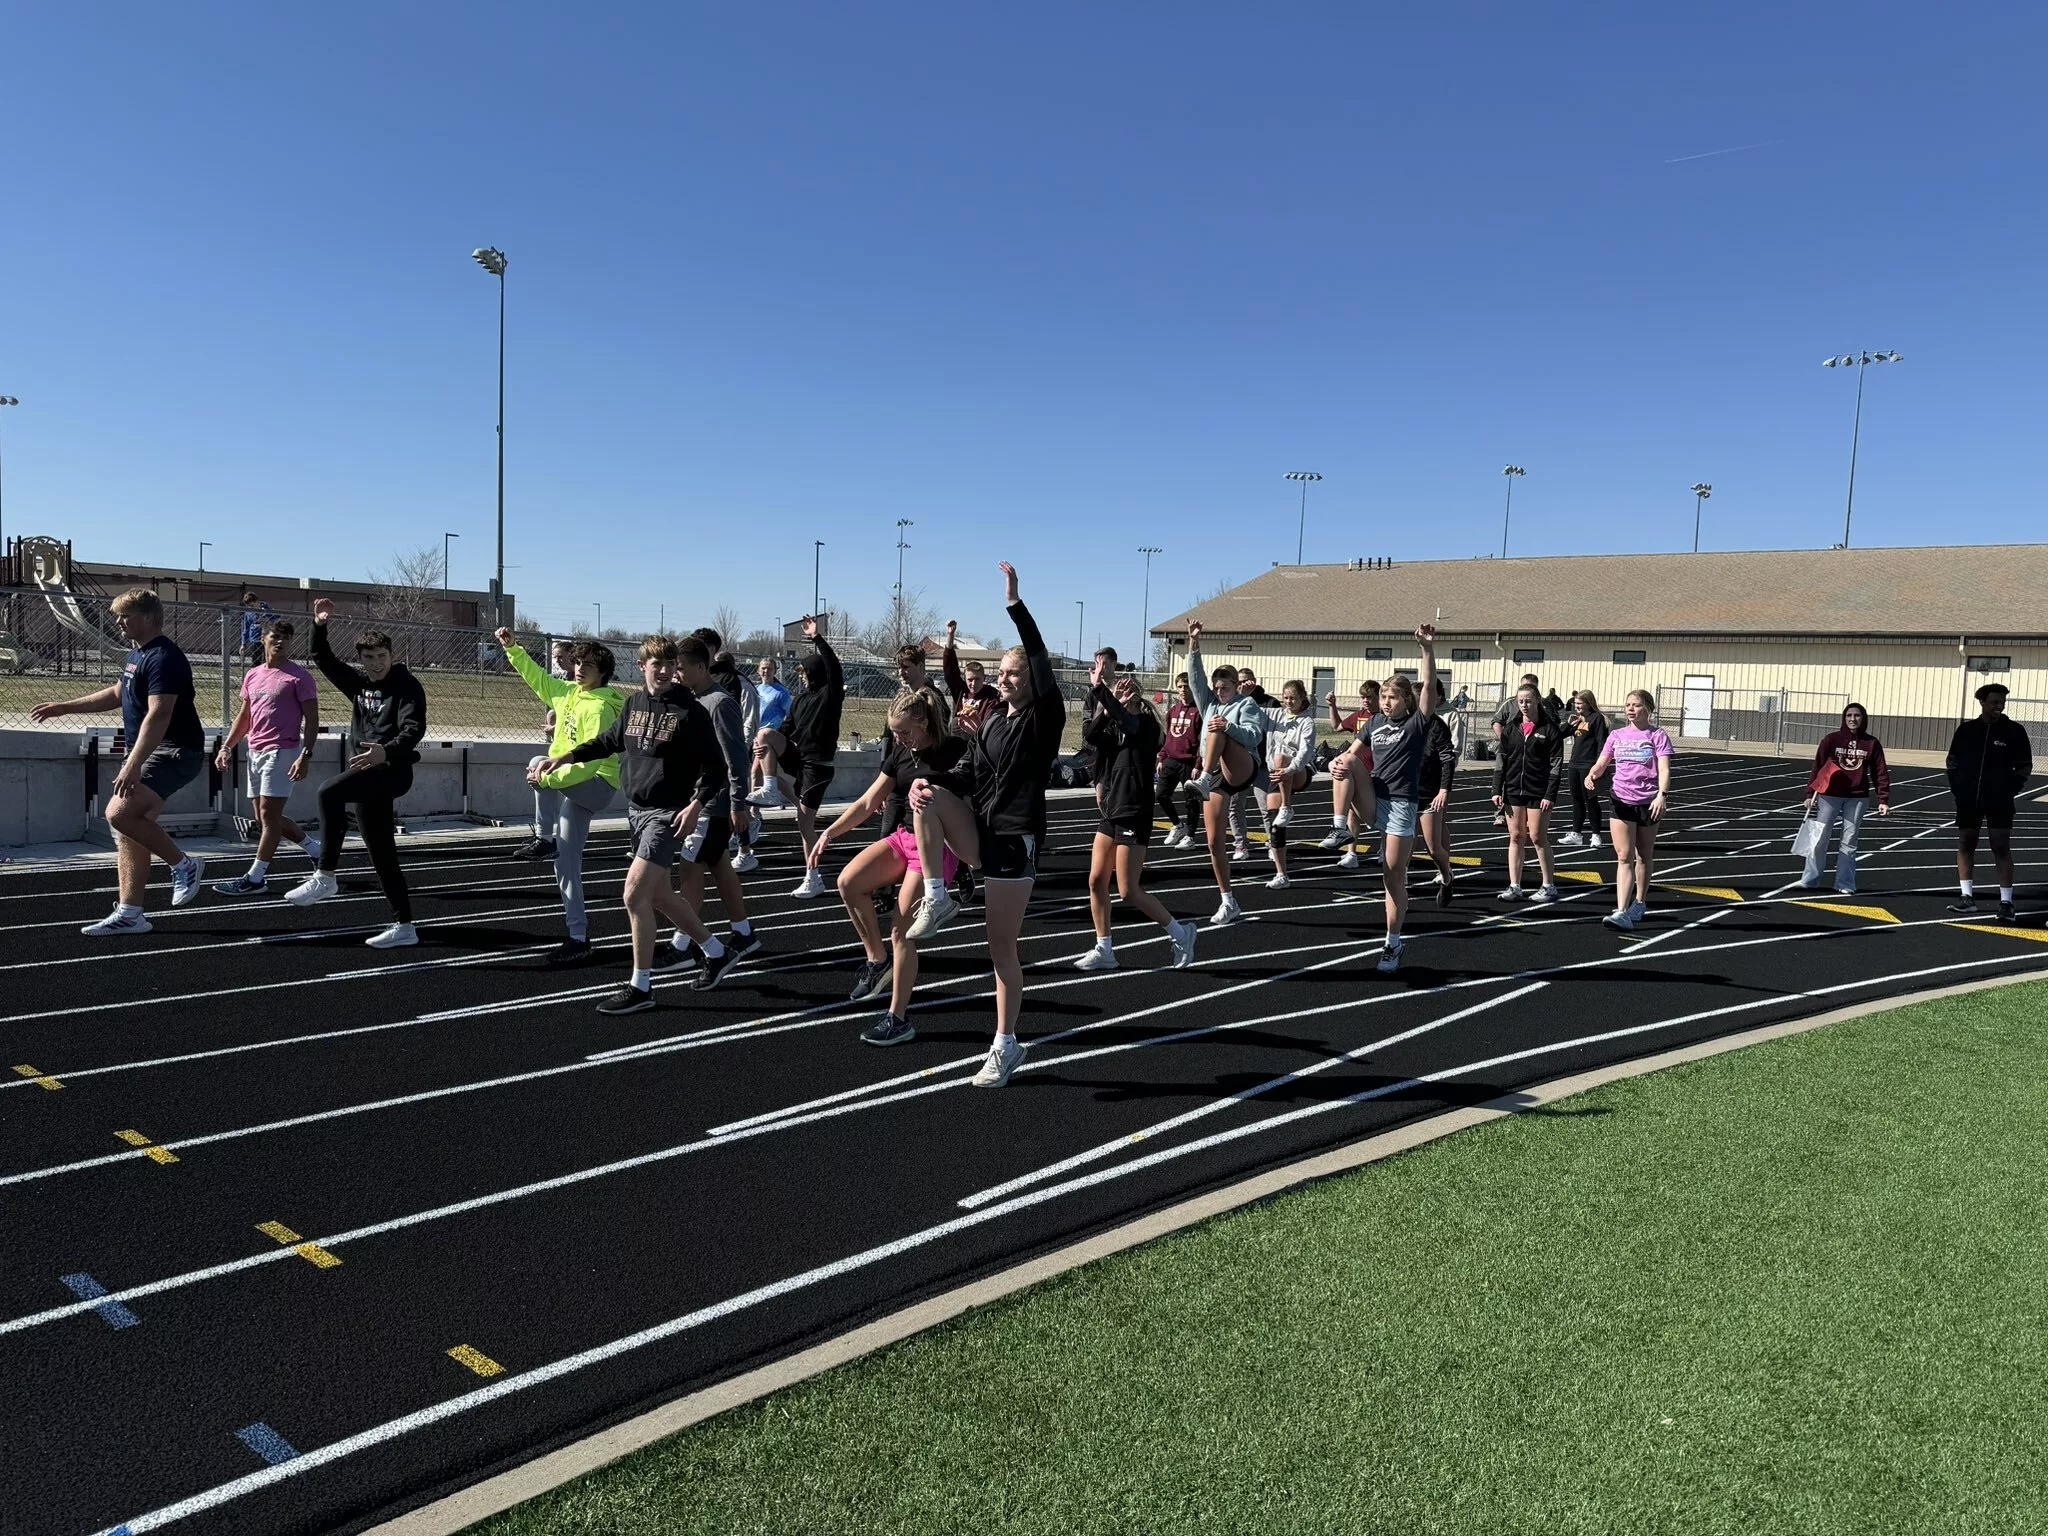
{"left": 365, "top": 965, "right": 2048, "bottom": 1535}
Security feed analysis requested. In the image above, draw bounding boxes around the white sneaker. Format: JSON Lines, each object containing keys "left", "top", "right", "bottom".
{"left": 1188, "top": 771, "right": 1216, "bottom": 798}
{"left": 788, "top": 869, "right": 827, "bottom": 899}
{"left": 1376, "top": 936, "right": 1404, "bottom": 974}
{"left": 1337, "top": 850, "right": 1361, "bottom": 870}
{"left": 1588, "top": 833, "right": 1602, "bottom": 848}
{"left": 1272, "top": 805, "right": 1292, "bottom": 828}
{"left": 1160, "top": 827, "right": 1184, "bottom": 849}
{"left": 904, "top": 882, "right": 960, "bottom": 940}
{"left": 284, "top": 870, "right": 340, "bottom": 906}
{"left": 81, "top": 908, "right": 152, "bottom": 937}
{"left": 1532, "top": 885, "right": 1560, "bottom": 903}
{"left": 366, "top": 922, "right": 418, "bottom": 949}
{"left": 1626, "top": 899, "right": 1648, "bottom": 922}
{"left": 1557, "top": 831, "right": 1585, "bottom": 848}
{"left": 1497, "top": 886, "right": 1525, "bottom": 902}
{"left": 1265, "top": 872, "right": 1290, "bottom": 890}
{"left": 1210, "top": 893, "right": 1245, "bottom": 927}
{"left": 1168, "top": 919, "right": 1199, "bottom": 969}
{"left": 169, "top": 857, "right": 206, "bottom": 907}
{"left": 299, "top": 833, "right": 323, "bottom": 863}
{"left": 1603, "top": 907, "right": 1638, "bottom": 931}
{"left": 1318, "top": 828, "right": 1351, "bottom": 850}
{"left": 731, "top": 848, "right": 760, "bottom": 874}
{"left": 748, "top": 781, "right": 790, "bottom": 808}
{"left": 1232, "top": 839, "right": 1251, "bottom": 862}
{"left": 1075, "top": 942, "right": 1118, "bottom": 972}
{"left": 971, "top": 1035, "right": 1025, "bottom": 1088}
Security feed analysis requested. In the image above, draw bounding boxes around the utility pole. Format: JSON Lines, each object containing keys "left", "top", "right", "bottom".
{"left": 893, "top": 519, "right": 914, "bottom": 647}
{"left": 1822, "top": 351, "right": 1902, "bottom": 548}
{"left": 1138, "top": 546, "right": 1163, "bottom": 671}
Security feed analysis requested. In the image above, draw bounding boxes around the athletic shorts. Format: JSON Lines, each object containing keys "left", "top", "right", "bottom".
{"left": 1273, "top": 763, "right": 1316, "bottom": 790}
{"left": 883, "top": 826, "right": 958, "bottom": 884}
{"left": 137, "top": 746, "right": 204, "bottom": 801}
{"left": 1502, "top": 792, "right": 1549, "bottom": 810}
{"left": 777, "top": 743, "right": 834, "bottom": 811}
{"left": 246, "top": 747, "right": 302, "bottom": 800}
{"left": 980, "top": 830, "right": 1038, "bottom": 882}
{"left": 1610, "top": 797, "right": 1659, "bottom": 827}
{"left": 1095, "top": 816, "right": 1154, "bottom": 849}
{"left": 1954, "top": 797, "right": 2016, "bottom": 833}
{"left": 628, "top": 806, "right": 686, "bottom": 866}
{"left": 679, "top": 812, "right": 733, "bottom": 867}
{"left": 1372, "top": 796, "right": 1420, "bottom": 839}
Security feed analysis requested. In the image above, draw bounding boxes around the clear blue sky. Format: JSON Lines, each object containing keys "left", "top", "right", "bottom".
{"left": 4, "top": 3, "right": 2042, "bottom": 652}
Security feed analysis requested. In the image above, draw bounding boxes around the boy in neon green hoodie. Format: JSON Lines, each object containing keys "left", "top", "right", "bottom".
{"left": 499, "top": 628, "right": 628, "bottom": 964}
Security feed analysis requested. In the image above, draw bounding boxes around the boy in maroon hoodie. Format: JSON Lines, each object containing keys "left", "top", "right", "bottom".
{"left": 1800, "top": 703, "right": 1890, "bottom": 892}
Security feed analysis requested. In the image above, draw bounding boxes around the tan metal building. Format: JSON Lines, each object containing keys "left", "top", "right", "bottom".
{"left": 1152, "top": 544, "right": 2048, "bottom": 755}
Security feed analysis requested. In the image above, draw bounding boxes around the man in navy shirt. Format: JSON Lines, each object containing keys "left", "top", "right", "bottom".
{"left": 31, "top": 587, "right": 210, "bottom": 932}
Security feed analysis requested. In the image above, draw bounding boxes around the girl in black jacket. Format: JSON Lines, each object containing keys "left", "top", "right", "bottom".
{"left": 1561, "top": 690, "right": 1611, "bottom": 847}
{"left": 1492, "top": 682, "right": 1566, "bottom": 902}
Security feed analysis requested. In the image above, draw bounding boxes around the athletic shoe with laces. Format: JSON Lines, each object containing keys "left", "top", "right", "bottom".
{"left": 299, "top": 833, "right": 323, "bottom": 863}
{"left": 1168, "top": 918, "right": 1199, "bottom": 968}
{"left": 544, "top": 937, "right": 593, "bottom": 967}
{"left": 1232, "top": 839, "right": 1251, "bottom": 862}
{"left": 730, "top": 848, "right": 760, "bottom": 874}
{"left": 652, "top": 940, "right": 697, "bottom": 973}
{"left": 1162, "top": 827, "right": 1187, "bottom": 849}
{"left": 595, "top": 983, "right": 656, "bottom": 1015}
{"left": 81, "top": 909, "right": 152, "bottom": 937}
{"left": 1588, "top": 833, "right": 1603, "bottom": 848}
{"left": 1074, "top": 942, "right": 1118, "bottom": 972}
{"left": 1532, "top": 885, "right": 1560, "bottom": 903}
{"left": 1376, "top": 936, "right": 1404, "bottom": 975}
{"left": 1337, "top": 849, "right": 1361, "bottom": 870}
{"left": 1945, "top": 897, "right": 1980, "bottom": 915}
{"left": 1833, "top": 887, "right": 1857, "bottom": 896}
{"left": 1603, "top": 907, "right": 1638, "bottom": 931}
{"left": 1187, "top": 770, "right": 1216, "bottom": 798}
{"left": 283, "top": 870, "right": 339, "bottom": 906}
{"left": 1272, "top": 805, "right": 1293, "bottom": 828}
{"left": 789, "top": 868, "right": 827, "bottom": 899}
{"left": 1497, "top": 885, "right": 1525, "bottom": 902}
{"left": 1265, "top": 872, "right": 1290, "bottom": 890}
{"left": 904, "top": 883, "right": 960, "bottom": 941}
{"left": 1318, "top": 828, "right": 1351, "bottom": 850}
{"left": 169, "top": 857, "right": 205, "bottom": 907}
{"left": 861, "top": 1013, "right": 916, "bottom": 1047}
{"left": 727, "top": 927, "right": 764, "bottom": 959}
{"left": 365, "top": 922, "right": 418, "bottom": 949}
{"left": 1626, "top": 900, "right": 1648, "bottom": 923}
{"left": 971, "top": 1035, "right": 1025, "bottom": 1088}
{"left": 511, "top": 837, "right": 555, "bottom": 861}
{"left": 1435, "top": 875, "right": 1455, "bottom": 908}
{"left": 694, "top": 946, "right": 741, "bottom": 990}
{"left": 214, "top": 873, "right": 268, "bottom": 897}
{"left": 1210, "top": 893, "right": 1245, "bottom": 927}
{"left": 848, "top": 958, "right": 891, "bottom": 1002}
{"left": 1557, "top": 831, "right": 1584, "bottom": 848}
{"left": 1999, "top": 899, "right": 2017, "bottom": 924}
{"left": 747, "top": 781, "right": 790, "bottom": 808}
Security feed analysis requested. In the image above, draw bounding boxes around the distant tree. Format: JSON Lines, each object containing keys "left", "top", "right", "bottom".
{"left": 855, "top": 587, "right": 944, "bottom": 655}
{"left": 708, "top": 604, "right": 745, "bottom": 650}
{"left": 365, "top": 546, "right": 446, "bottom": 628}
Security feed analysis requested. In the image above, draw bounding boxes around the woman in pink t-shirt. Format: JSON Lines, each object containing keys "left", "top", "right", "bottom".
{"left": 1584, "top": 688, "right": 1673, "bottom": 932}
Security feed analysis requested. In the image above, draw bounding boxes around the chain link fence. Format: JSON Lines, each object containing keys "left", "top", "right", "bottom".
{"left": 1652, "top": 683, "right": 2048, "bottom": 760}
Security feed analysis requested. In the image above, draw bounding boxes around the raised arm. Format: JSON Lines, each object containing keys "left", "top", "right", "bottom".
{"left": 941, "top": 619, "right": 967, "bottom": 704}
{"left": 807, "top": 620, "right": 844, "bottom": 695}
{"left": 309, "top": 603, "right": 363, "bottom": 699}
{"left": 1414, "top": 624, "right": 1438, "bottom": 717}
{"left": 501, "top": 631, "right": 570, "bottom": 707}
{"left": 1185, "top": 621, "right": 1216, "bottom": 712}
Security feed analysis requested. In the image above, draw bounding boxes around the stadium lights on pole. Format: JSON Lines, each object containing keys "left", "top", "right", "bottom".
{"left": 0, "top": 395, "right": 17, "bottom": 563}
{"left": 1821, "top": 350, "right": 1902, "bottom": 549}
{"left": 1075, "top": 601, "right": 1084, "bottom": 662}
{"left": 893, "top": 519, "right": 914, "bottom": 647}
{"left": 1284, "top": 471, "right": 1323, "bottom": 564}
{"left": 592, "top": 602, "right": 601, "bottom": 636}
{"left": 1500, "top": 466, "right": 1526, "bottom": 558}
{"left": 443, "top": 531, "right": 459, "bottom": 592}
{"left": 472, "top": 246, "right": 508, "bottom": 627}
{"left": 813, "top": 541, "right": 824, "bottom": 621}
{"left": 1138, "top": 545, "right": 1163, "bottom": 668}
{"left": 1689, "top": 484, "right": 1712, "bottom": 553}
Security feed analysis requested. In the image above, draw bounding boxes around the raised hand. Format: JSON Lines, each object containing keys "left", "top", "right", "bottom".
{"left": 1090, "top": 654, "right": 1107, "bottom": 688}
{"left": 1413, "top": 622, "right": 1436, "bottom": 645}
{"left": 945, "top": 619, "right": 958, "bottom": 641}
{"left": 313, "top": 598, "right": 335, "bottom": 625}
{"left": 800, "top": 614, "right": 821, "bottom": 640}
{"left": 999, "top": 562, "right": 1020, "bottom": 604}
{"left": 493, "top": 626, "right": 515, "bottom": 649}
{"left": 1187, "top": 619, "right": 1204, "bottom": 645}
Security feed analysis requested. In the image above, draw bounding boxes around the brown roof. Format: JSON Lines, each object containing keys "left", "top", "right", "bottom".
{"left": 1153, "top": 544, "right": 2048, "bottom": 641}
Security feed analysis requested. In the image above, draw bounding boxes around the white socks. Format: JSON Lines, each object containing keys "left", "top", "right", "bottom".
{"left": 630, "top": 968, "right": 652, "bottom": 989}
{"left": 1960, "top": 880, "right": 1974, "bottom": 898}
{"left": 116, "top": 903, "right": 142, "bottom": 919}
{"left": 701, "top": 936, "right": 725, "bottom": 959}
{"left": 249, "top": 859, "right": 270, "bottom": 880}
{"left": 2002, "top": 887, "right": 2015, "bottom": 903}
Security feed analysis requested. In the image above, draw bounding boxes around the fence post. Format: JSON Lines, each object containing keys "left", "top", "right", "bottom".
{"left": 219, "top": 606, "right": 232, "bottom": 730}
{"left": 1775, "top": 689, "right": 1787, "bottom": 755}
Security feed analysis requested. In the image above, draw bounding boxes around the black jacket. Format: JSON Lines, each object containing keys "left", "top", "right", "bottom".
{"left": 1082, "top": 683, "right": 1161, "bottom": 825}
{"left": 312, "top": 624, "right": 427, "bottom": 767}
{"left": 936, "top": 600, "right": 1067, "bottom": 838}
{"left": 570, "top": 682, "right": 721, "bottom": 811}
{"left": 1565, "top": 711, "right": 1611, "bottom": 767}
{"left": 1418, "top": 712, "right": 1458, "bottom": 798}
{"left": 785, "top": 635, "right": 845, "bottom": 761}
{"left": 1493, "top": 714, "right": 1567, "bottom": 803}
{"left": 1946, "top": 714, "right": 2034, "bottom": 802}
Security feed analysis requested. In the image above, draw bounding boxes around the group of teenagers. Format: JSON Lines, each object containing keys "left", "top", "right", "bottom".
{"left": 37, "top": 580, "right": 2035, "bottom": 1090}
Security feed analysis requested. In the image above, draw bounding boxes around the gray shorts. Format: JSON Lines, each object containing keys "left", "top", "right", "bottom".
{"left": 138, "top": 746, "right": 205, "bottom": 801}
{"left": 246, "top": 746, "right": 302, "bottom": 799}
{"left": 628, "top": 806, "right": 685, "bottom": 866}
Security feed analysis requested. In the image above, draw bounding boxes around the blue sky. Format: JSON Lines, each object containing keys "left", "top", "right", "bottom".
{"left": 3, "top": 2, "right": 2042, "bottom": 652}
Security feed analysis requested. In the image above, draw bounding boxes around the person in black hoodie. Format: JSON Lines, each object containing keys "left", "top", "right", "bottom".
{"left": 1945, "top": 682, "right": 2034, "bottom": 923}
{"left": 1074, "top": 656, "right": 1200, "bottom": 974}
{"left": 282, "top": 600, "right": 428, "bottom": 948}
{"left": 904, "top": 562, "right": 1065, "bottom": 1088}
{"left": 1416, "top": 679, "right": 1460, "bottom": 907}
{"left": 1491, "top": 681, "right": 1565, "bottom": 902}
{"left": 538, "top": 633, "right": 736, "bottom": 1013}
{"left": 748, "top": 615, "right": 844, "bottom": 898}
{"left": 1559, "top": 689, "right": 1611, "bottom": 848}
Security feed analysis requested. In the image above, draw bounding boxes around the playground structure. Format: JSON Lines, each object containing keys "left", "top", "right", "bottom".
{"left": 0, "top": 535, "right": 129, "bottom": 675}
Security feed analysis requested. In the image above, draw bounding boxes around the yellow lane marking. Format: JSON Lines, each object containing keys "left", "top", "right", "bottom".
{"left": 446, "top": 1345, "right": 504, "bottom": 1378}
{"left": 14, "top": 1065, "right": 62, "bottom": 1090}
{"left": 1794, "top": 901, "right": 1900, "bottom": 924}
{"left": 143, "top": 1147, "right": 179, "bottom": 1164}
{"left": 256, "top": 1221, "right": 302, "bottom": 1245}
{"left": 293, "top": 1243, "right": 342, "bottom": 1269}
{"left": 115, "top": 1130, "right": 153, "bottom": 1146}
{"left": 1554, "top": 870, "right": 1604, "bottom": 885}
{"left": 1450, "top": 856, "right": 1482, "bottom": 867}
{"left": 1956, "top": 924, "right": 2048, "bottom": 945}
{"left": 1662, "top": 884, "right": 1744, "bottom": 902}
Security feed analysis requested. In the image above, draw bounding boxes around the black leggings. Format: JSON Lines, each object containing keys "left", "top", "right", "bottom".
{"left": 318, "top": 763, "right": 414, "bottom": 921}
{"left": 1154, "top": 759, "right": 1201, "bottom": 835}
{"left": 1570, "top": 773, "right": 1604, "bottom": 834}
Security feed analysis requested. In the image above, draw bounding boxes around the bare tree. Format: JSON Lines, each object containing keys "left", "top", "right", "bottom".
{"left": 857, "top": 587, "right": 944, "bottom": 657}
{"left": 708, "top": 604, "right": 745, "bottom": 649}
{"left": 365, "top": 546, "right": 447, "bottom": 628}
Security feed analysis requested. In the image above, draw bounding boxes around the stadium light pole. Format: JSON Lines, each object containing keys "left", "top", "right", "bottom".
{"left": 1075, "top": 601, "right": 1084, "bottom": 663}
{"left": 472, "top": 246, "right": 508, "bottom": 627}
{"left": 1689, "top": 484, "right": 1712, "bottom": 553}
{"left": 1500, "top": 465, "right": 1526, "bottom": 558}
{"left": 198, "top": 541, "right": 211, "bottom": 576}
{"left": 443, "top": 531, "right": 459, "bottom": 592}
{"left": 893, "top": 518, "right": 914, "bottom": 647}
{"left": 812, "top": 541, "right": 824, "bottom": 621}
{"left": 592, "top": 602, "right": 601, "bottom": 636}
{"left": 1822, "top": 351, "right": 1901, "bottom": 549}
{"left": 0, "top": 395, "right": 17, "bottom": 566}
{"left": 1138, "top": 545, "right": 1163, "bottom": 668}
{"left": 1284, "top": 470, "right": 1323, "bottom": 564}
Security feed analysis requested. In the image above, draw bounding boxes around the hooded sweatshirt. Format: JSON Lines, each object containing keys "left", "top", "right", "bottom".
{"left": 934, "top": 600, "right": 1067, "bottom": 838}
{"left": 1186, "top": 646, "right": 1270, "bottom": 752}
{"left": 1946, "top": 712, "right": 2034, "bottom": 802}
{"left": 1083, "top": 683, "right": 1162, "bottom": 825}
{"left": 312, "top": 623, "right": 427, "bottom": 768}
{"left": 507, "top": 644, "right": 626, "bottom": 792}
{"left": 567, "top": 681, "right": 721, "bottom": 811}
{"left": 785, "top": 634, "right": 846, "bottom": 761}
{"left": 1810, "top": 715, "right": 1891, "bottom": 804}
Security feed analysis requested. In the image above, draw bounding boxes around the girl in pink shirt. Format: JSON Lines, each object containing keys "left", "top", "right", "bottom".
{"left": 1585, "top": 689, "right": 1673, "bottom": 932}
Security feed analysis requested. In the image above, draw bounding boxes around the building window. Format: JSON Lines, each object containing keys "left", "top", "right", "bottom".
{"left": 1968, "top": 655, "right": 2011, "bottom": 673}
{"left": 1612, "top": 649, "right": 1646, "bottom": 666}
{"left": 1363, "top": 646, "right": 1393, "bottom": 661}
{"left": 1450, "top": 647, "right": 1481, "bottom": 663}
{"left": 1226, "top": 644, "right": 1253, "bottom": 654}
{"left": 1513, "top": 648, "right": 1545, "bottom": 664}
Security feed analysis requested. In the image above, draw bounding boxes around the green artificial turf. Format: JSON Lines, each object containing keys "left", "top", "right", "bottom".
{"left": 475, "top": 979, "right": 2048, "bottom": 1536}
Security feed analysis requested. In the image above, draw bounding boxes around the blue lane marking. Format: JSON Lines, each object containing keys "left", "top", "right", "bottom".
{"left": 235, "top": 1421, "right": 300, "bottom": 1465}
{"left": 59, "top": 1272, "right": 140, "bottom": 1330}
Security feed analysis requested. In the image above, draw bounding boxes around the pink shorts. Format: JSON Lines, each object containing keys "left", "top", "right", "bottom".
{"left": 884, "top": 826, "right": 958, "bottom": 884}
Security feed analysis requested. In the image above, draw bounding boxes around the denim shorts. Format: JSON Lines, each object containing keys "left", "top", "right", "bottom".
{"left": 1373, "top": 796, "right": 1420, "bottom": 838}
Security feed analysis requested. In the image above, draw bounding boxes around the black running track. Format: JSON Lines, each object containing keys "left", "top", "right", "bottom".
{"left": 5, "top": 753, "right": 2046, "bottom": 1536}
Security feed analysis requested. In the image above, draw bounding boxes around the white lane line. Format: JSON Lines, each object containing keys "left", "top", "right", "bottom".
{"left": 958, "top": 981, "right": 1550, "bottom": 1208}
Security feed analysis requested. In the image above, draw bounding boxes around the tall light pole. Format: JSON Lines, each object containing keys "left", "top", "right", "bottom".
{"left": 592, "top": 602, "right": 601, "bottom": 636}
{"left": 198, "top": 541, "right": 212, "bottom": 576}
{"left": 1821, "top": 351, "right": 1902, "bottom": 549}
{"left": 1500, "top": 465, "right": 1526, "bottom": 558}
{"left": 812, "top": 541, "right": 824, "bottom": 622}
{"left": 1285, "top": 470, "right": 1323, "bottom": 564}
{"left": 0, "top": 395, "right": 17, "bottom": 567}
{"left": 443, "top": 531, "right": 459, "bottom": 592}
{"left": 1689, "top": 484, "right": 1712, "bottom": 553}
{"left": 893, "top": 518, "right": 914, "bottom": 647}
{"left": 1075, "top": 601, "right": 1085, "bottom": 663}
{"left": 472, "top": 246, "right": 508, "bottom": 627}
{"left": 1138, "top": 545, "right": 1163, "bottom": 669}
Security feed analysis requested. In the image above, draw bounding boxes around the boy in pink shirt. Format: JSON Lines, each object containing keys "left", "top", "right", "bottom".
{"left": 213, "top": 619, "right": 322, "bottom": 894}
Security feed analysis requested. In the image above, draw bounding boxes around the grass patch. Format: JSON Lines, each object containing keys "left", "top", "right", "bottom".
{"left": 475, "top": 979, "right": 2048, "bottom": 1536}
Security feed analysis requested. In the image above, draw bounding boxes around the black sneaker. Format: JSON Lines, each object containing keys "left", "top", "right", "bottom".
{"left": 1999, "top": 899, "right": 2017, "bottom": 924}
{"left": 512, "top": 837, "right": 556, "bottom": 861}
{"left": 861, "top": 1013, "right": 916, "bottom": 1047}
{"left": 1946, "top": 898, "right": 1980, "bottom": 915}
{"left": 848, "top": 958, "right": 890, "bottom": 1003}
{"left": 727, "top": 927, "right": 764, "bottom": 960}
{"left": 596, "top": 983, "right": 654, "bottom": 1015}
{"left": 544, "top": 937, "right": 593, "bottom": 967}
{"left": 694, "top": 946, "right": 741, "bottom": 991}
{"left": 652, "top": 942, "right": 697, "bottom": 973}
{"left": 958, "top": 867, "right": 978, "bottom": 907}
{"left": 1435, "top": 875, "right": 1454, "bottom": 908}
